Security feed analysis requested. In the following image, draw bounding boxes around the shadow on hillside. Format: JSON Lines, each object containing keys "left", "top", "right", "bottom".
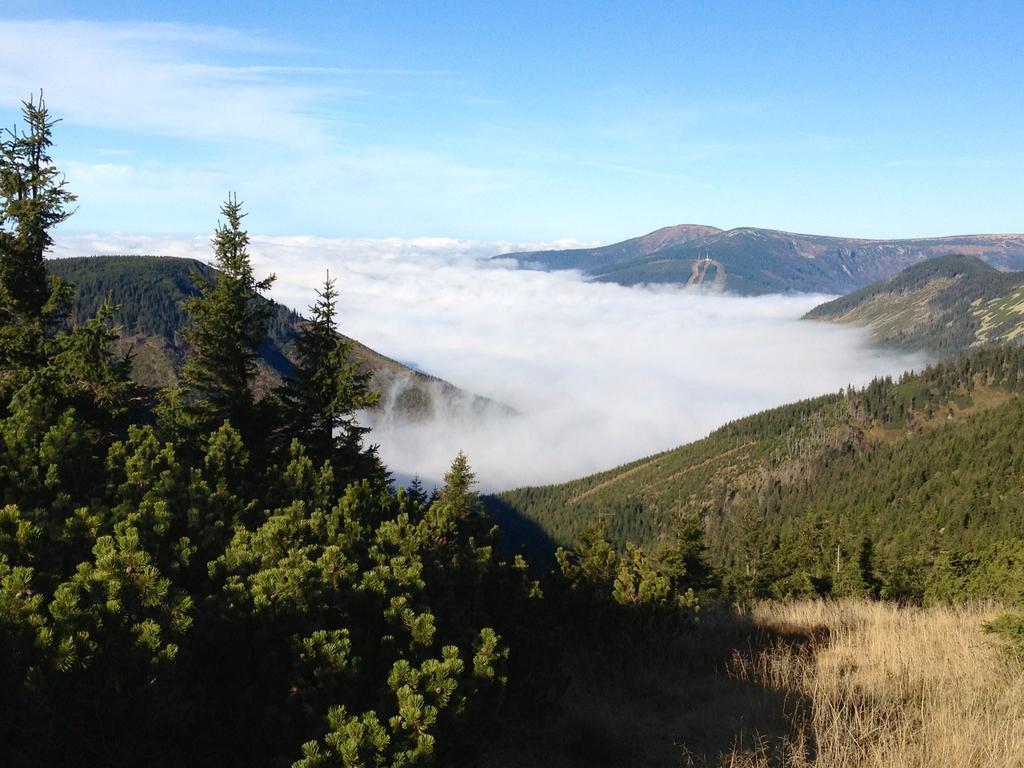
{"left": 485, "top": 495, "right": 561, "bottom": 565}
{"left": 471, "top": 604, "right": 825, "bottom": 768}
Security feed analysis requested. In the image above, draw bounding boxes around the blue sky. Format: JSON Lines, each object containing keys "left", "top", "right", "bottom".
{"left": 2, "top": 1, "right": 1023, "bottom": 241}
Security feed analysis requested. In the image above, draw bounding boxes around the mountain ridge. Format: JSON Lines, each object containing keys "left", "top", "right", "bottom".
{"left": 503, "top": 225, "right": 1024, "bottom": 295}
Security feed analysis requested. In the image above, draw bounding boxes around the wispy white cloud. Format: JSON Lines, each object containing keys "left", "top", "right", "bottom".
{"left": 0, "top": 19, "right": 535, "bottom": 234}
{"left": 55, "top": 144, "right": 532, "bottom": 236}
{"left": 0, "top": 20, "right": 451, "bottom": 149}
{"left": 51, "top": 233, "right": 926, "bottom": 490}
{"left": 0, "top": 21, "right": 323, "bottom": 147}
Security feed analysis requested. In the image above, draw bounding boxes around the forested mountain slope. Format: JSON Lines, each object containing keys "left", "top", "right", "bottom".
{"left": 48, "top": 255, "right": 502, "bottom": 421}
{"left": 494, "top": 346, "right": 1024, "bottom": 597}
{"left": 504, "top": 226, "right": 1024, "bottom": 295}
{"left": 804, "top": 254, "right": 1024, "bottom": 357}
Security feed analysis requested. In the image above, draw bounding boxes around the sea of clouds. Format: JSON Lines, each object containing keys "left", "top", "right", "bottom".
{"left": 53, "top": 233, "right": 927, "bottom": 491}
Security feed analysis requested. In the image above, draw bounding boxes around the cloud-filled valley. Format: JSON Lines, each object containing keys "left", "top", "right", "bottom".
{"left": 53, "top": 233, "right": 927, "bottom": 491}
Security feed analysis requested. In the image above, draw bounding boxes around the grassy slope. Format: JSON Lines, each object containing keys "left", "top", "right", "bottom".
{"left": 805, "top": 254, "right": 1024, "bottom": 357}
{"left": 494, "top": 346, "right": 1024, "bottom": 574}
{"left": 726, "top": 601, "right": 1024, "bottom": 768}
{"left": 478, "top": 599, "right": 1024, "bottom": 768}
{"left": 48, "top": 255, "right": 500, "bottom": 420}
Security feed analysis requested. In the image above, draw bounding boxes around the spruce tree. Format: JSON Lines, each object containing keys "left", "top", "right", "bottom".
{"left": 832, "top": 537, "right": 880, "bottom": 599}
{"left": 0, "top": 93, "right": 76, "bottom": 388}
{"left": 436, "top": 450, "right": 479, "bottom": 519}
{"left": 423, "top": 451, "right": 486, "bottom": 555}
{"left": 407, "top": 475, "right": 428, "bottom": 505}
{"left": 177, "top": 195, "right": 274, "bottom": 442}
{"left": 275, "top": 272, "right": 379, "bottom": 485}
{"left": 0, "top": 92, "right": 75, "bottom": 318}
{"left": 555, "top": 521, "right": 618, "bottom": 595}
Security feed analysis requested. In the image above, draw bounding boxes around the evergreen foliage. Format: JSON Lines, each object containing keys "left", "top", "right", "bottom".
{"left": 498, "top": 345, "right": 1024, "bottom": 603}
{"left": 0, "top": 93, "right": 75, "bottom": 320}
{"left": 175, "top": 195, "right": 276, "bottom": 442}
{"left": 276, "top": 274, "right": 381, "bottom": 486}
{"left": 0, "top": 92, "right": 76, "bottom": 395}
{"left": 47, "top": 254, "right": 300, "bottom": 386}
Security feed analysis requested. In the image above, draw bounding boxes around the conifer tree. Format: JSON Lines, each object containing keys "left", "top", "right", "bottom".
{"left": 612, "top": 543, "right": 671, "bottom": 606}
{"left": 555, "top": 521, "right": 618, "bottom": 595}
{"left": 423, "top": 451, "right": 490, "bottom": 562}
{"left": 833, "top": 537, "right": 880, "bottom": 599}
{"left": 0, "top": 93, "right": 76, "bottom": 387}
{"left": 406, "top": 475, "right": 428, "bottom": 505}
{"left": 0, "top": 93, "right": 75, "bottom": 319}
{"left": 275, "top": 272, "right": 379, "bottom": 484}
{"left": 436, "top": 450, "right": 479, "bottom": 520}
{"left": 0, "top": 96, "right": 134, "bottom": 515}
{"left": 177, "top": 195, "right": 274, "bottom": 442}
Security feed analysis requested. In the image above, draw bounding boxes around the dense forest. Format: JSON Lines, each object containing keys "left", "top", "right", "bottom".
{"left": 47, "top": 255, "right": 299, "bottom": 387}
{"left": 496, "top": 346, "right": 1024, "bottom": 603}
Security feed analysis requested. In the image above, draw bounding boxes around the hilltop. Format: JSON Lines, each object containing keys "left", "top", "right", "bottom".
{"left": 804, "top": 254, "right": 1024, "bottom": 357}
{"left": 48, "top": 255, "right": 502, "bottom": 422}
{"left": 504, "top": 226, "right": 1024, "bottom": 295}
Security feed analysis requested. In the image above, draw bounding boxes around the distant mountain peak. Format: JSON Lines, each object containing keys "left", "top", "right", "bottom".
{"left": 634, "top": 223, "right": 723, "bottom": 250}
{"left": 504, "top": 224, "right": 1024, "bottom": 295}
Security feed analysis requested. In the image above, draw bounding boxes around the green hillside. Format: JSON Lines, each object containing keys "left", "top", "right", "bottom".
{"left": 494, "top": 346, "right": 1024, "bottom": 598}
{"left": 505, "top": 226, "right": 1024, "bottom": 295}
{"left": 805, "top": 254, "right": 1024, "bottom": 357}
{"left": 48, "top": 255, "right": 501, "bottom": 421}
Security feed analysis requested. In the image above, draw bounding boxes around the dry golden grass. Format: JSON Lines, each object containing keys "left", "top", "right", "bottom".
{"left": 726, "top": 600, "right": 1024, "bottom": 768}
{"left": 478, "top": 600, "right": 1023, "bottom": 768}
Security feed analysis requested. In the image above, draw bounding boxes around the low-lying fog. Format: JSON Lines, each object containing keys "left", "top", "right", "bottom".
{"left": 56, "top": 234, "right": 928, "bottom": 491}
